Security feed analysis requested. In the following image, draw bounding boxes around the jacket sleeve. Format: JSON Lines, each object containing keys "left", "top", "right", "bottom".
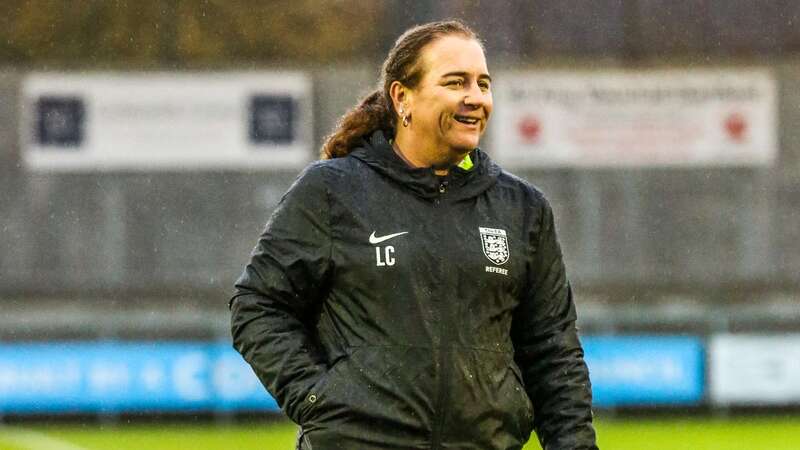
{"left": 512, "top": 195, "right": 598, "bottom": 450}
{"left": 229, "top": 163, "right": 333, "bottom": 425}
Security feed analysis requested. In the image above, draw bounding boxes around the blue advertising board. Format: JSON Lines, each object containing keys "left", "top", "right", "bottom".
{"left": 0, "top": 336, "right": 704, "bottom": 414}
{"left": 583, "top": 335, "right": 705, "bottom": 407}
{"left": 0, "top": 342, "right": 278, "bottom": 414}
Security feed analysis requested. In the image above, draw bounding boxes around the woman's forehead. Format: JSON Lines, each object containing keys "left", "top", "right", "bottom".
{"left": 419, "top": 36, "right": 489, "bottom": 79}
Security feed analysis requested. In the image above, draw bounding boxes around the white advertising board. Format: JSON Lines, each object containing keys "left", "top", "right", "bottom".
{"left": 21, "top": 72, "right": 312, "bottom": 170}
{"left": 710, "top": 334, "right": 800, "bottom": 405}
{"left": 490, "top": 69, "right": 777, "bottom": 167}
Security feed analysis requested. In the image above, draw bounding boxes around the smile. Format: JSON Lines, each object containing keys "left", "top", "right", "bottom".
{"left": 454, "top": 115, "right": 480, "bottom": 125}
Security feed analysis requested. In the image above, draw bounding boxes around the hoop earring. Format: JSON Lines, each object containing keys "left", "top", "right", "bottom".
{"left": 402, "top": 114, "right": 410, "bottom": 127}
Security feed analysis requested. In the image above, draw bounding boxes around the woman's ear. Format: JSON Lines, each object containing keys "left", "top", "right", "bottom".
{"left": 389, "top": 80, "right": 409, "bottom": 116}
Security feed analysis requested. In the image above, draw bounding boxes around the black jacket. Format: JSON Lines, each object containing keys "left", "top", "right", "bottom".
{"left": 230, "top": 130, "right": 598, "bottom": 450}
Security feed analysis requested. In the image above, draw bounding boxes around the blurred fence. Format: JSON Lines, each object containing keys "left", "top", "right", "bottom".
{"left": 1, "top": 63, "right": 799, "bottom": 306}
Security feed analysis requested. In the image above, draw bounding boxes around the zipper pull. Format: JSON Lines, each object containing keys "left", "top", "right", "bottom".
{"left": 438, "top": 181, "right": 448, "bottom": 194}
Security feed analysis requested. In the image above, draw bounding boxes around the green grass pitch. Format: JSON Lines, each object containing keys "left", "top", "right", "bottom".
{"left": 1, "top": 417, "right": 799, "bottom": 450}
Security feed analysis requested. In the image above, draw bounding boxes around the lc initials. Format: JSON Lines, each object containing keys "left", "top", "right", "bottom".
{"left": 375, "top": 246, "right": 395, "bottom": 266}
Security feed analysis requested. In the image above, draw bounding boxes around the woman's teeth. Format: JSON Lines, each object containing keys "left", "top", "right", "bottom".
{"left": 454, "top": 115, "right": 479, "bottom": 124}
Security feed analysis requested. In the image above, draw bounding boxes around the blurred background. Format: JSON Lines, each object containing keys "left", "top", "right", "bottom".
{"left": 1, "top": 1, "right": 799, "bottom": 449}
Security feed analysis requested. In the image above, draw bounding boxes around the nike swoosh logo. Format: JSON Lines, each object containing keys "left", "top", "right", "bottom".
{"left": 369, "top": 231, "right": 409, "bottom": 244}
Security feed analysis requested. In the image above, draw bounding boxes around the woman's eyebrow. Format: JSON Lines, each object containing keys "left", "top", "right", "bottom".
{"left": 441, "top": 71, "right": 492, "bottom": 82}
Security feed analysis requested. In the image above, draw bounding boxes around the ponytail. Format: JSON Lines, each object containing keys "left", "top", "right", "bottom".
{"left": 320, "top": 89, "right": 394, "bottom": 159}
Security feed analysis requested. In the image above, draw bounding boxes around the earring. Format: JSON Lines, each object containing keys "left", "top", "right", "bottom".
{"left": 399, "top": 107, "right": 409, "bottom": 127}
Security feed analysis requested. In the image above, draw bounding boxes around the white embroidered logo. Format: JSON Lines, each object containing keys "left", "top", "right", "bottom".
{"left": 479, "top": 227, "right": 510, "bottom": 265}
{"left": 370, "top": 231, "right": 408, "bottom": 267}
{"left": 369, "top": 231, "right": 408, "bottom": 244}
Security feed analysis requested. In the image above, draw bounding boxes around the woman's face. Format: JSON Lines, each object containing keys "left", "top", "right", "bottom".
{"left": 407, "top": 36, "right": 493, "bottom": 161}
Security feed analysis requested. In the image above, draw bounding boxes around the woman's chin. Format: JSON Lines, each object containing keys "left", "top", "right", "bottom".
{"left": 447, "top": 138, "right": 480, "bottom": 154}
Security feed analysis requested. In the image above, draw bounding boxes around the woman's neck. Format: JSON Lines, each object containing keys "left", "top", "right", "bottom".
{"left": 393, "top": 134, "right": 450, "bottom": 176}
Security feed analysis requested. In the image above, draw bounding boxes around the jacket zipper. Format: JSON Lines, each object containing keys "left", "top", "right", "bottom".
{"left": 431, "top": 178, "right": 449, "bottom": 450}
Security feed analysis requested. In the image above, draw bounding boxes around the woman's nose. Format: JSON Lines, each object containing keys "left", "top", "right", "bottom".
{"left": 463, "top": 83, "right": 486, "bottom": 108}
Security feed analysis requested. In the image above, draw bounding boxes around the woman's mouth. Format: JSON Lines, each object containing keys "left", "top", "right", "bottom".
{"left": 454, "top": 114, "right": 480, "bottom": 125}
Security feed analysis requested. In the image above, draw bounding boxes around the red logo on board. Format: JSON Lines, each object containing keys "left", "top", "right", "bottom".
{"left": 518, "top": 116, "right": 541, "bottom": 143}
{"left": 724, "top": 113, "right": 747, "bottom": 142}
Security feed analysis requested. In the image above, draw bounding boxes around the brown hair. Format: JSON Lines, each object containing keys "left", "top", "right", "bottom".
{"left": 320, "top": 19, "right": 480, "bottom": 159}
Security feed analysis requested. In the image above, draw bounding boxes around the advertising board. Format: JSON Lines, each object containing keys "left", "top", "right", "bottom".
{"left": 1, "top": 336, "right": 709, "bottom": 414}
{"left": 491, "top": 69, "right": 777, "bottom": 167}
{"left": 21, "top": 72, "right": 312, "bottom": 171}
{"left": 710, "top": 334, "right": 800, "bottom": 405}
{"left": 583, "top": 335, "right": 705, "bottom": 407}
{"left": 0, "top": 342, "right": 277, "bottom": 413}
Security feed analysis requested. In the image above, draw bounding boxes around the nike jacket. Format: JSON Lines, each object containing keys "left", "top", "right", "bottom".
{"left": 229, "top": 130, "right": 598, "bottom": 450}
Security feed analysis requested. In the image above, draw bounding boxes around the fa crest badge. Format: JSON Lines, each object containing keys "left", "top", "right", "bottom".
{"left": 479, "top": 227, "right": 509, "bottom": 265}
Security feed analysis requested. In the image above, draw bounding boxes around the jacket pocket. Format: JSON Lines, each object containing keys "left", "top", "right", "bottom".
{"left": 296, "top": 353, "right": 351, "bottom": 425}
{"left": 300, "top": 345, "right": 430, "bottom": 446}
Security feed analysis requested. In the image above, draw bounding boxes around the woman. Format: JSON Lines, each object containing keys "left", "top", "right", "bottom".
{"left": 230, "top": 20, "right": 598, "bottom": 450}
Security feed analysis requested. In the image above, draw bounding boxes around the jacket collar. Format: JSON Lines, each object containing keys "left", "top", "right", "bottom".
{"left": 349, "top": 129, "right": 500, "bottom": 201}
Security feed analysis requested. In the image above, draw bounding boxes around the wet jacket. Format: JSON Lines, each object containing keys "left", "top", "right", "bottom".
{"left": 229, "top": 130, "right": 598, "bottom": 450}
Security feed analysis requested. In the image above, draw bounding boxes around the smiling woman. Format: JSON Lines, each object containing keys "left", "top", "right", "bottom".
{"left": 390, "top": 35, "right": 493, "bottom": 172}
{"left": 229, "top": 20, "right": 598, "bottom": 450}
